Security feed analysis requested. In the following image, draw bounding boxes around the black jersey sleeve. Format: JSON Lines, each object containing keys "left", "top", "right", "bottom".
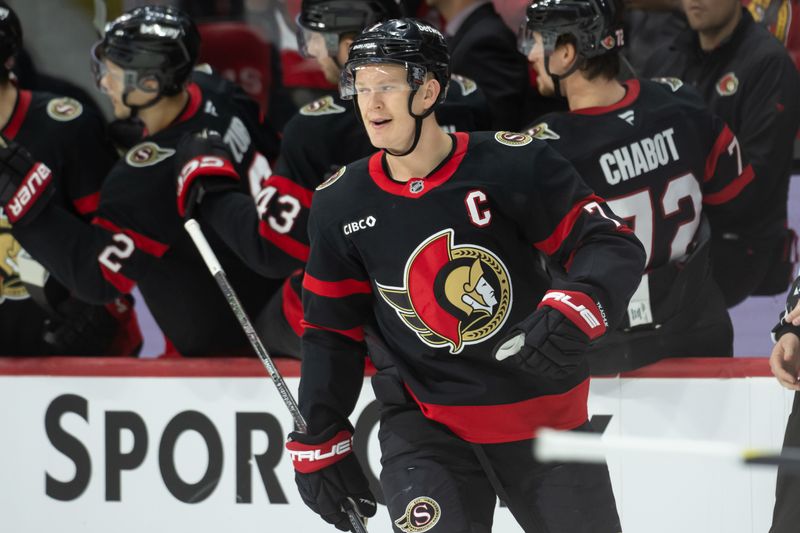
{"left": 516, "top": 143, "right": 646, "bottom": 328}
{"left": 298, "top": 191, "right": 370, "bottom": 433}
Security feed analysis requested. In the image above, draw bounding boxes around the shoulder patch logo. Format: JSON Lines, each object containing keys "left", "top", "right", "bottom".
{"left": 716, "top": 72, "right": 739, "bottom": 97}
{"left": 316, "top": 165, "right": 346, "bottom": 190}
{"left": 394, "top": 497, "right": 442, "bottom": 533}
{"left": 300, "top": 95, "right": 346, "bottom": 116}
{"left": 494, "top": 131, "right": 533, "bottom": 146}
{"left": 525, "top": 122, "right": 560, "bottom": 140}
{"left": 46, "top": 97, "right": 83, "bottom": 122}
{"left": 450, "top": 74, "right": 477, "bottom": 96}
{"left": 652, "top": 77, "right": 684, "bottom": 92}
{"left": 125, "top": 142, "right": 176, "bottom": 168}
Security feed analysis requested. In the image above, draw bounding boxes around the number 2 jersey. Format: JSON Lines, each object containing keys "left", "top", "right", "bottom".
{"left": 12, "top": 71, "right": 284, "bottom": 356}
{"left": 524, "top": 79, "right": 755, "bottom": 330}
{"left": 299, "top": 131, "right": 645, "bottom": 443}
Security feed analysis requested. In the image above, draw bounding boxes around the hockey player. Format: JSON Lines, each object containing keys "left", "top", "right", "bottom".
{"left": 180, "top": 0, "right": 492, "bottom": 357}
{"left": 284, "top": 18, "right": 645, "bottom": 532}
{"left": 0, "top": 1, "right": 141, "bottom": 356}
{"left": 0, "top": 6, "right": 284, "bottom": 357}
{"left": 769, "top": 275, "right": 800, "bottom": 533}
{"left": 519, "top": 0, "right": 756, "bottom": 373}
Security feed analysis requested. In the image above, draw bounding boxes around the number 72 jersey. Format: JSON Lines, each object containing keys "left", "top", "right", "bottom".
{"left": 525, "top": 78, "right": 754, "bottom": 271}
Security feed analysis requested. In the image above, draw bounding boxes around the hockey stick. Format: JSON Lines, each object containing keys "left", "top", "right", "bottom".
{"left": 185, "top": 219, "right": 369, "bottom": 533}
{"left": 535, "top": 428, "right": 800, "bottom": 471}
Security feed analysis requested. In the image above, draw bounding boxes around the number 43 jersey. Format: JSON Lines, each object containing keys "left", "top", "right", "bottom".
{"left": 299, "top": 131, "right": 646, "bottom": 444}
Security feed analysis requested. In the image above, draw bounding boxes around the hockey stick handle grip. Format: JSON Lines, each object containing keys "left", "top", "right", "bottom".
{"left": 184, "top": 219, "right": 367, "bottom": 533}
{"left": 185, "top": 219, "right": 223, "bottom": 276}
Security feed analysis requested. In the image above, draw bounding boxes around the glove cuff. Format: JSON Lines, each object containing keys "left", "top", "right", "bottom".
{"left": 286, "top": 425, "right": 354, "bottom": 474}
{"left": 5, "top": 162, "right": 54, "bottom": 224}
{"left": 538, "top": 290, "right": 608, "bottom": 340}
{"left": 176, "top": 155, "right": 239, "bottom": 217}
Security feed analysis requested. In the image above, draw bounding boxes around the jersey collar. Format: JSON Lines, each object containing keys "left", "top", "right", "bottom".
{"left": 570, "top": 79, "right": 640, "bottom": 116}
{"left": 3, "top": 89, "right": 32, "bottom": 140}
{"left": 174, "top": 82, "right": 202, "bottom": 125}
{"left": 368, "top": 131, "right": 469, "bottom": 198}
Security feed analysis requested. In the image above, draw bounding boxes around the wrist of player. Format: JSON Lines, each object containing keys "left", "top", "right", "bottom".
{"left": 286, "top": 423, "right": 376, "bottom": 530}
{"left": 0, "top": 139, "right": 55, "bottom": 226}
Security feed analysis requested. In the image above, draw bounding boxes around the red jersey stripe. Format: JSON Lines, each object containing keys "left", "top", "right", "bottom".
{"left": 99, "top": 264, "right": 136, "bottom": 294}
{"left": 301, "top": 320, "right": 365, "bottom": 342}
{"left": 406, "top": 379, "right": 590, "bottom": 444}
{"left": 703, "top": 164, "right": 755, "bottom": 205}
{"left": 534, "top": 195, "right": 604, "bottom": 256}
{"left": 3, "top": 89, "right": 32, "bottom": 140}
{"left": 704, "top": 124, "right": 735, "bottom": 183}
{"left": 73, "top": 191, "right": 101, "bottom": 215}
{"left": 258, "top": 222, "right": 310, "bottom": 261}
{"left": 303, "top": 272, "right": 372, "bottom": 298}
{"left": 92, "top": 217, "right": 169, "bottom": 257}
{"left": 175, "top": 83, "right": 203, "bottom": 125}
{"left": 265, "top": 174, "right": 314, "bottom": 207}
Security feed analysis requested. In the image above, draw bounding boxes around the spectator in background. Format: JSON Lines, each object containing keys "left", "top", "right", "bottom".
{"left": 768, "top": 274, "right": 800, "bottom": 533}
{"left": 519, "top": 0, "right": 751, "bottom": 373}
{"left": 426, "top": 0, "right": 530, "bottom": 130}
{"left": 0, "top": 1, "right": 141, "bottom": 356}
{"left": 643, "top": 0, "right": 800, "bottom": 307}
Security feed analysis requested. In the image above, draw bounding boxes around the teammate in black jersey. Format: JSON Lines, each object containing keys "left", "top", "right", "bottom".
{"left": 180, "top": 0, "right": 491, "bottom": 358}
{"left": 284, "top": 18, "right": 645, "bottom": 532}
{"left": 0, "top": 6, "right": 284, "bottom": 357}
{"left": 0, "top": 1, "right": 141, "bottom": 356}
{"left": 519, "top": 0, "right": 756, "bottom": 373}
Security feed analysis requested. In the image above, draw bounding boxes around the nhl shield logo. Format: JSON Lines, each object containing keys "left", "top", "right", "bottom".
{"left": 300, "top": 95, "right": 346, "bottom": 116}
{"left": 494, "top": 131, "right": 533, "bottom": 147}
{"left": 125, "top": 142, "right": 176, "bottom": 168}
{"left": 525, "top": 122, "right": 560, "bottom": 140}
{"left": 394, "top": 497, "right": 442, "bottom": 533}
{"left": 377, "top": 229, "right": 512, "bottom": 354}
{"left": 46, "top": 97, "right": 83, "bottom": 122}
{"left": 716, "top": 72, "right": 739, "bottom": 97}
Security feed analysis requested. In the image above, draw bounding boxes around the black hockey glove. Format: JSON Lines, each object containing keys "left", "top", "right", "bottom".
{"left": 286, "top": 423, "right": 376, "bottom": 531}
{"left": 492, "top": 290, "right": 608, "bottom": 380}
{"left": 0, "top": 136, "right": 54, "bottom": 226}
{"left": 175, "top": 129, "right": 240, "bottom": 219}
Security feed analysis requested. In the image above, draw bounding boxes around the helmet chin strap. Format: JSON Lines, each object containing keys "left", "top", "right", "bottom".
{"left": 384, "top": 90, "right": 437, "bottom": 157}
{"left": 122, "top": 90, "right": 163, "bottom": 118}
{"left": 545, "top": 53, "right": 582, "bottom": 99}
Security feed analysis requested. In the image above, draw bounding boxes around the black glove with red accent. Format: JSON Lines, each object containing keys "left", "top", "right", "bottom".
{"left": 286, "top": 423, "right": 377, "bottom": 531}
{"left": 492, "top": 290, "right": 608, "bottom": 380}
{"left": 0, "top": 136, "right": 54, "bottom": 226}
{"left": 175, "top": 129, "right": 240, "bottom": 219}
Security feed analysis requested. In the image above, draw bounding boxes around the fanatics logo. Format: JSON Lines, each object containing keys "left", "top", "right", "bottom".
{"left": 376, "top": 228, "right": 512, "bottom": 354}
{"left": 617, "top": 110, "right": 635, "bottom": 126}
{"left": 494, "top": 131, "right": 533, "bottom": 147}
{"left": 394, "top": 497, "right": 441, "bottom": 533}
{"left": 300, "top": 96, "right": 346, "bottom": 116}
{"left": 409, "top": 180, "right": 425, "bottom": 194}
{"left": 125, "top": 142, "right": 176, "bottom": 168}
{"left": 526, "top": 122, "right": 560, "bottom": 140}
{"left": 46, "top": 97, "right": 83, "bottom": 122}
{"left": 716, "top": 72, "right": 739, "bottom": 97}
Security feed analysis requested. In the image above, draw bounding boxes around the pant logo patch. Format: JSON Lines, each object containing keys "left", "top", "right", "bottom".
{"left": 394, "top": 496, "right": 441, "bottom": 532}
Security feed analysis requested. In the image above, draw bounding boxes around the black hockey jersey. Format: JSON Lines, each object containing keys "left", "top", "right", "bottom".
{"left": 524, "top": 79, "right": 754, "bottom": 330}
{"left": 299, "top": 131, "right": 645, "bottom": 443}
{"left": 0, "top": 89, "right": 116, "bottom": 354}
{"left": 12, "top": 72, "right": 283, "bottom": 356}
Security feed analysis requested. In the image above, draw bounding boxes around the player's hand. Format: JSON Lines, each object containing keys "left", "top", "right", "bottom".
{"left": 784, "top": 277, "right": 800, "bottom": 326}
{"left": 286, "top": 423, "right": 376, "bottom": 531}
{"left": 0, "top": 135, "right": 54, "bottom": 226}
{"left": 175, "top": 129, "right": 239, "bottom": 219}
{"left": 769, "top": 332, "right": 800, "bottom": 391}
{"left": 492, "top": 290, "right": 607, "bottom": 380}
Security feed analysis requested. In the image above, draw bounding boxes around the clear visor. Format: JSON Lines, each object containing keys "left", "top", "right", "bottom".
{"left": 90, "top": 41, "right": 108, "bottom": 89}
{"left": 517, "top": 26, "right": 559, "bottom": 57}
{"left": 339, "top": 60, "right": 426, "bottom": 101}
{"left": 295, "top": 15, "right": 339, "bottom": 59}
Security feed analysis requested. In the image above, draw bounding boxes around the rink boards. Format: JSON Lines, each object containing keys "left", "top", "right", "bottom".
{"left": 0, "top": 357, "right": 792, "bottom": 533}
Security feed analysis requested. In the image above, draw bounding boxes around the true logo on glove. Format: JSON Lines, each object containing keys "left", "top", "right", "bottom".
{"left": 6, "top": 163, "right": 52, "bottom": 223}
{"left": 287, "top": 431, "right": 354, "bottom": 473}
{"left": 540, "top": 290, "right": 608, "bottom": 340}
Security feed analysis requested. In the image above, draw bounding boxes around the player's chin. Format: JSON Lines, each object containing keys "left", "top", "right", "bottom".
{"left": 111, "top": 103, "right": 133, "bottom": 120}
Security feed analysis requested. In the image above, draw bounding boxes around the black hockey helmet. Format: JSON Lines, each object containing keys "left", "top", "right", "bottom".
{"left": 297, "top": 0, "right": 404, "bottom": 58}
{"left": 519, "top": 0, "right": 624, "bottom": 59}
{"left": 0, "top": 1, "right": 22, "bottom": 66}
{"left": 340, "top": 18, "right": 449, "bottom": 104}
{"left": 91, "top": 5, "right": 200, "bottom": 103}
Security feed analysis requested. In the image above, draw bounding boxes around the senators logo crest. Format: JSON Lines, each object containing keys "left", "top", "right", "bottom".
{"left": 377, "top": 229, "right": 512, "bottom": 354}
{"left": 450, "top": 74, "right": 477, "bottom": 96}
{"left": 300, "top": 95, "right": 346, "bottom": 116}
{"left": 125, "top": 142, "right": 176, "bottom": 168}
{"left": 394, "top": 497, "right": 441, "bottom": 533}
{"left": 494, "top": 131, "right": 533, "bottom": 146}
{"left": 652, "top": 77, "right": 684, "bottom": 92}
{"left": 716, "top": 72, "right": 739, "bottom": 97}
{"left": 316, "top": 165, "right": 346, "bottom": 190}
{"left": 0, "top": 211, "right": 28, "bottom": 303}
{"left": 46, "top": 97, "right": 83, "bottom": 122}
{"left": 525, "top": 122, "right": 560, "bottom": 140}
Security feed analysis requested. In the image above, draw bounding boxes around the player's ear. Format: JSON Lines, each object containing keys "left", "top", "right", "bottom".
{"left": 423, "top": 76, "right": 440, "bottom": 108}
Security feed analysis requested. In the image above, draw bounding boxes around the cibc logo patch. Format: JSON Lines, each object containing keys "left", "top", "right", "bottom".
{"left": 394, "top": 496, "right": 441, "bottom": 533}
